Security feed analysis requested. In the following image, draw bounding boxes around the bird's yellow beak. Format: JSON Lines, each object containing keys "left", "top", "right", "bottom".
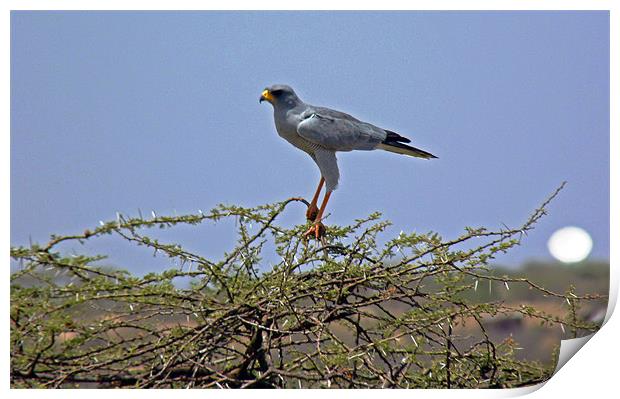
{"left": 259, "top": 89, "right": 274, "bottom": 103}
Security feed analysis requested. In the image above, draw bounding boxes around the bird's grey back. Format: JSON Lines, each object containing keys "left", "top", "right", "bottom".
{"left": 295, "top": 104, "right": 387, "bottom": 152}
{"left": 269, "top": 87, "right": 388, "bottom": 153}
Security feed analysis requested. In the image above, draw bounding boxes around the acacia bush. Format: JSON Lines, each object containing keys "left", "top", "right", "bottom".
{"left": 10, "top": 183, "right": 606, "bottom": 388}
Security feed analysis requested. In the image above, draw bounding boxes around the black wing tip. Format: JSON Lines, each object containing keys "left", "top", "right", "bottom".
{"left": 383, "top": 130, "right": 438, "bottom": 159}
{"left": 384, "top": 130, "right": 411, "bottom": 144}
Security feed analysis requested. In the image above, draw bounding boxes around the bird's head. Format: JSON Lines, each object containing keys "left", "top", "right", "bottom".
{"left": 259, "top": 84, "right": 300, "bottom": 107}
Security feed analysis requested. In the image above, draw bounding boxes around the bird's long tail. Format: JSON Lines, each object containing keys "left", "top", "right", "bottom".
{"left": 378, "top": 130, "right": 437, "bottom": 159}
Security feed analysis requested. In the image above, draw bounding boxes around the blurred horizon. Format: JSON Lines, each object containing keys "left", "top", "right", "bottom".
{"left": 11, "top": 11, "right": 610, "bottom": 273}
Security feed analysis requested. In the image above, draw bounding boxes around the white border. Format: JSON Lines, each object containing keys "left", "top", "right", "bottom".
{"left": 4, "top": 1, "right": 617, "bottom": 398}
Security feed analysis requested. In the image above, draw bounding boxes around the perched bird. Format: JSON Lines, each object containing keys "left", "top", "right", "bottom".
{"left": 260, "top": 84, "right": 436, "bottom": 239}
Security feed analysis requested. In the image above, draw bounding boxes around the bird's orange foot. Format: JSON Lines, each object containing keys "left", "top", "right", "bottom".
{"left": 306, "top": 203, "right": 319, "bottom": 221}
{"left": 303, "top": 222, "right": 326, "bottom": 240}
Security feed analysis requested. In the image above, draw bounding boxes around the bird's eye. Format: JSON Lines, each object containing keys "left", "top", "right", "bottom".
{"left": 271, "top": 89, "right": 283, "bottom": 96}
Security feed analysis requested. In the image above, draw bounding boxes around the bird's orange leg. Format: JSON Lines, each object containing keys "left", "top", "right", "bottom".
{"left": 304, "top": 190, "right": 332, "bottom": 240}
{"left": 306, "top": 177, "right": 325, "bottom": 221}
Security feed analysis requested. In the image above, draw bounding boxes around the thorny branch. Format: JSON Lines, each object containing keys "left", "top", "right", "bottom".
{"left": 10, "top": 183, "right": 607, "bottom": 388}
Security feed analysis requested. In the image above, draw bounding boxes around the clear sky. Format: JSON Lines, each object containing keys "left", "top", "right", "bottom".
{"left": 11, "top": 11, "right": 609, "bottom": 273}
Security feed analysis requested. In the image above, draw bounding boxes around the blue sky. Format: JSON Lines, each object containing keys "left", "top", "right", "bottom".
{"left": 11, "top": 11, "right": 609, "bottom": 273}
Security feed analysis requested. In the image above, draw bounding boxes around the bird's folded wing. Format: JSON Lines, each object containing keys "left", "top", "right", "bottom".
{"left": 297, "top": 110, "right": 385, "bottom": 152}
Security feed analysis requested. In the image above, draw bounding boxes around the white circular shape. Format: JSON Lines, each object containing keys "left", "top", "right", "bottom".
{"left": 547, "top": 226, "right": 593, "bottom": 263}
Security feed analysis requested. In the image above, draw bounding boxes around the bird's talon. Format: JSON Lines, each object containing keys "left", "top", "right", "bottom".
{"left": 303, "top": 222, "right": 326, "bottom": 240}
